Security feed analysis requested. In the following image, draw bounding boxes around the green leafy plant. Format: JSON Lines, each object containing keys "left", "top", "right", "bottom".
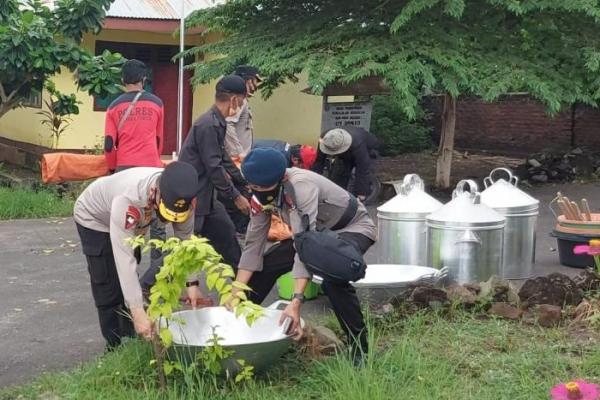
{"left": 196, "top": 327, "right": 234, "bottom": 376}
{"left": 0, "top": 0, "right": 121, "bottom": 119}
{"left": 128, "top": 235, "right": 263, "bottom": 389}
{"left": 184, "top": 0, "right": 600, "bottom": 187}
{"left": 78, "top": 49, "right": 125, "bottom": 97}
{"left": 37, "top": 81, "right": 81, "bottom": 148}
{"left": 370, "top": 95, "right": 432, "bottom": 156}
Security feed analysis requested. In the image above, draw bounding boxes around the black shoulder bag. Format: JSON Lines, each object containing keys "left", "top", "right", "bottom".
{"left": 284, "top": 183, "right": 367, "bottom": 284}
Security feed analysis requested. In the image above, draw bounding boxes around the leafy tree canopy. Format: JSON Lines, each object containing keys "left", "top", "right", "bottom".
{"left": 186, "top": 0, "right": 600, "bottom": 118}
{"left": 0, "top": 0, "right": 123, "bottom": 119}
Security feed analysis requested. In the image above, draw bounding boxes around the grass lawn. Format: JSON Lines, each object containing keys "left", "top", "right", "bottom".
{"left": 2, "top": 311, "right": 598, "bottom": 400}
{"left": 0, "top": 187, "right": 74, "bottom": 220}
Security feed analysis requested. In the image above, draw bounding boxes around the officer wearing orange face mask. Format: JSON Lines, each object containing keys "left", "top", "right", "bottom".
{"left": 179, "top": 75, "right": 250, "bottom": 269}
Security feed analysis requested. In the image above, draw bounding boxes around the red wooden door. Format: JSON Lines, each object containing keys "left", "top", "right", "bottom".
{"left": 151, "top": 64, "right": 193, "bottom": 155}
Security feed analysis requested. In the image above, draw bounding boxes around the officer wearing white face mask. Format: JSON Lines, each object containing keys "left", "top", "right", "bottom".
{"left": 179, "top": 75, "right": 250, "bottom": 269}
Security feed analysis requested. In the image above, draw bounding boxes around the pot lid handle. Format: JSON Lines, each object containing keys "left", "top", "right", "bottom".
{"left": 452, "top": 179, "right": 479, "bottom": 200}
{"left": 399, "top": 174, "right": 424, "bottom": 195}
{"left": 484, "top": 168, "right": 519, "bottom": 188}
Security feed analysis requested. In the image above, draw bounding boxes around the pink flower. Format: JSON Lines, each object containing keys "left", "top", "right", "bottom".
{"left": 551, "top": 380, "right": 599, "bottom": 400}
{"left": 573, "top": 245, "right": 600, "bottom": 256}
{"left": 574, "top": 245, "right": 591, "bottom": 255}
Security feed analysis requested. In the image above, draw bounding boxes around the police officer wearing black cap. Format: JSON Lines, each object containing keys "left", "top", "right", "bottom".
{"left": 179, "top": 75, "right": 250, "bottom": 268}
{"left": 224, "top": 65, "right": 262, "bottom": 160}
{"left": 218, "top": 65, "right": 263, "bottom": 235}
{"left": 73, "top": 162, "right": 203, "bottom": 349}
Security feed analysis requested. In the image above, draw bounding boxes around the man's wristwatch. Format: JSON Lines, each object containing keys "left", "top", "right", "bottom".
{"left": 292, "top": 293, "right": 305, "bottom": 304}
{"left": 185, "top": 280, "right": 200, "bottom": 287}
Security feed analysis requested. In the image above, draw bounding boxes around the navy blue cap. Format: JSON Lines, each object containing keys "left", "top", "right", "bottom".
{"left": 242, "top": 148, "right": 288, "bottom": 187}
{"left": 216, "top": 75, "right": 247, "bottom": 96}
{"left": 158, "top": 161, "right": 198, "bottom": 223}
{"left": 234, "top": 65, "right": 263, "bottom": 82}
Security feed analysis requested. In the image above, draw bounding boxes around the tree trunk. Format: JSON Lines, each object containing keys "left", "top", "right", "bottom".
{"left": 152, "top": 336, "right": 167, "bottom": 390}
{"left": 0, "top": 101, "right": 18, "bottom": 120}
{"left": 435, "top": 93, "right": 457, "bottom": 188}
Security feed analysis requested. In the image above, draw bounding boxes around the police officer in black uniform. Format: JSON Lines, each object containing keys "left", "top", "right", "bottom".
{"left": 179, "top": 75, "right": 251, "bottom": 267}
{"left": 312, "top": 125, "right": 379, "bottom": 202}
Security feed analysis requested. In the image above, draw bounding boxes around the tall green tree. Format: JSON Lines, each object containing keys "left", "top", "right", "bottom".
{"left": 185, "top": 0, "right": 600, "bottom": 187}
{"left": 0, "top": 0, "right": 123, "bottom": 120}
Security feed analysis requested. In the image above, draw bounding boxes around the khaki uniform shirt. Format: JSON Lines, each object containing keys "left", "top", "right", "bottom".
{"left": 225, "top": 100, "right": 253, "bottom": 159}
{"left": 73, "top": 167, "right": 194, "bottom": 309}
{"left": 239, "top": 168, "right": 377, "bottom": 278}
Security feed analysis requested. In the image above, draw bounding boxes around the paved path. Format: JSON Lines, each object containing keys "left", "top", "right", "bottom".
{"left": 0, "top": 182, "right": 597, "bottom": 388}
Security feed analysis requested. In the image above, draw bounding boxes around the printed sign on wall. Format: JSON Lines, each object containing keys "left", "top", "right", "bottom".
{"left": 321, "top": 101, "right": 373, "bottom": 132}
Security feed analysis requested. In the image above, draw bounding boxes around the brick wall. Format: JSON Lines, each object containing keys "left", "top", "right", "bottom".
{"left": 423, "top": 95, "right": 599, "bottom": 155}
{"left": 574, "top": 106, "right": 600, "bottom": 149}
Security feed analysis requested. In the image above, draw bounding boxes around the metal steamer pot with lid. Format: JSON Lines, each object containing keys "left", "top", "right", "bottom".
{"left": 426, "top": 180, "right": 506, "bottom": 284}
{"left": 377, "top": 174, "right": 442, "bottom": 265}
{"left": 481, "top": 168, "right": 539, "bottom": 279}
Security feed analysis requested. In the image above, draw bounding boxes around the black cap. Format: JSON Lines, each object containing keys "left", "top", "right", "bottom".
{"left": 158, "top": 161, "right": 198, "bottom": 223}
{"left": 234, "top": 65, "right": 263, "bottom": 82}
{"left": 215, "top": 75, "right": 247, "bottom": 96}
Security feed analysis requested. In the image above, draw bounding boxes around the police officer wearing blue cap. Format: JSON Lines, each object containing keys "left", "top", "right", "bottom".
{"left": 230, "top": 147, "right": 377, "bottom": 364}
{"left": 179, "top": 75, "right": 251, "bottom": 268}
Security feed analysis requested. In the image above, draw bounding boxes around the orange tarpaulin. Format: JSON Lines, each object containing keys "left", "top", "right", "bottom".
{"left": 41, "top": 153, "right": 174, "bottom": 183}
{"left": 41, "top": 153, "right": 110, "bottom": 184}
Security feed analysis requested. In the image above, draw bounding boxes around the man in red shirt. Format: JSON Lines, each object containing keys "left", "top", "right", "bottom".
{"left": 103, "top": 60, "right": 197, "bottom": 302}
{"left": 104, "top": 59, "right": 164, "bottom": 171}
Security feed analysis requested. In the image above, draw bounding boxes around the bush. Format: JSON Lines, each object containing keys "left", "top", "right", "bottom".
{"left": 370, "top": 95, "right": 433, "bottom": 156}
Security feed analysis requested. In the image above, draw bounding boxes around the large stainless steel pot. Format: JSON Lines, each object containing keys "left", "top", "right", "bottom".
{"left": 481, "top": 168, "right": 539, "bottom": 279}
{"left": 427, "top": 180, "right": 505, "bottom": 284}
{"left": 377, "top": 174, "right": 442, "bottom": 265}
{"left": 162, "top": 302, "right": 303, "bottom": 374}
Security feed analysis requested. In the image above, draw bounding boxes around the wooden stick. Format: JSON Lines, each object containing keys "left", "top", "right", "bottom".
{"left": 562, "top": 196, "right": 577, "bottom": 220}
{"left": 557, "top": 200, "right": 570, "bottom": 219}
{"left": 572, "top": 201, "right": 584, "bottom": 221}
{"left": 582, "top": 199, "right": 592, "bottom": 221}
{"left": 557, "top": 192, "right": 569, "bottom": 215}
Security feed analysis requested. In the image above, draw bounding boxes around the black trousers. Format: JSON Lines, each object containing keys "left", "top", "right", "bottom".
{"left": 329, "top": 158, "right": 354, "bottom": 191}
{"left": 195, "top": 200, "right": 242, "bottom": 267}
{"left": 217, "top": 184, "right": 250, "bottom": 234}
{"left": 76, "top": 223, "right": 135, "bottom": 349}
{"left": 246, "top": 233, "right": 374, "bottom": 356}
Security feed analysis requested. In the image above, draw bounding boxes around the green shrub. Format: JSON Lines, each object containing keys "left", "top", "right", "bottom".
{"left": 370, "top": 95, "right": 433, "bottom": 156}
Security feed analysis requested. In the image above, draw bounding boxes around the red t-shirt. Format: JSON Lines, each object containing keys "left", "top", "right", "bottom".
{"left": 104, "top": 91, "right": 164, "bottom": 170}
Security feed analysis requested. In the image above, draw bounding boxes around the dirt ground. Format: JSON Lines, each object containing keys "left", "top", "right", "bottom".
{"left": 2, "top": 150, "right": 526, "bottom": 202}
{"left": 375, "top": 150, "right": 524, "bottom": 200}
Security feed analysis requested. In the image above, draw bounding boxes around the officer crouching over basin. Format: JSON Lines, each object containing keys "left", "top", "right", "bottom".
{"left": 73, "top": 162, "right": 203, "bottom": 349}
{"left": 231, "top": 148, "right": 377, "bottom": 364}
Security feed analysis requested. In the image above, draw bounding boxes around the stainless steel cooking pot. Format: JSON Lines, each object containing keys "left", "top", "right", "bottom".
{"left": 427, "top": 180, "right": 505, "bottom": 284}
{"left": 481, "top": 168, "right": 539, "bottom": 279}
{"left": 162, "top": 302, "right": 303, "bottom": 374}
{"left": 377, "top": 174, "right": 442, "bottom": 265}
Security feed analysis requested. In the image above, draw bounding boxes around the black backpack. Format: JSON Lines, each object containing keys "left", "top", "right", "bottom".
{"left": 284, "top": 183, "right": 367, "bottom": 284}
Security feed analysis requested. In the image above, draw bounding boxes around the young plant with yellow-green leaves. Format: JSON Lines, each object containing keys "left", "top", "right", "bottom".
{"left": 128, "top": 235, "right": 263, "bottom": 388}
